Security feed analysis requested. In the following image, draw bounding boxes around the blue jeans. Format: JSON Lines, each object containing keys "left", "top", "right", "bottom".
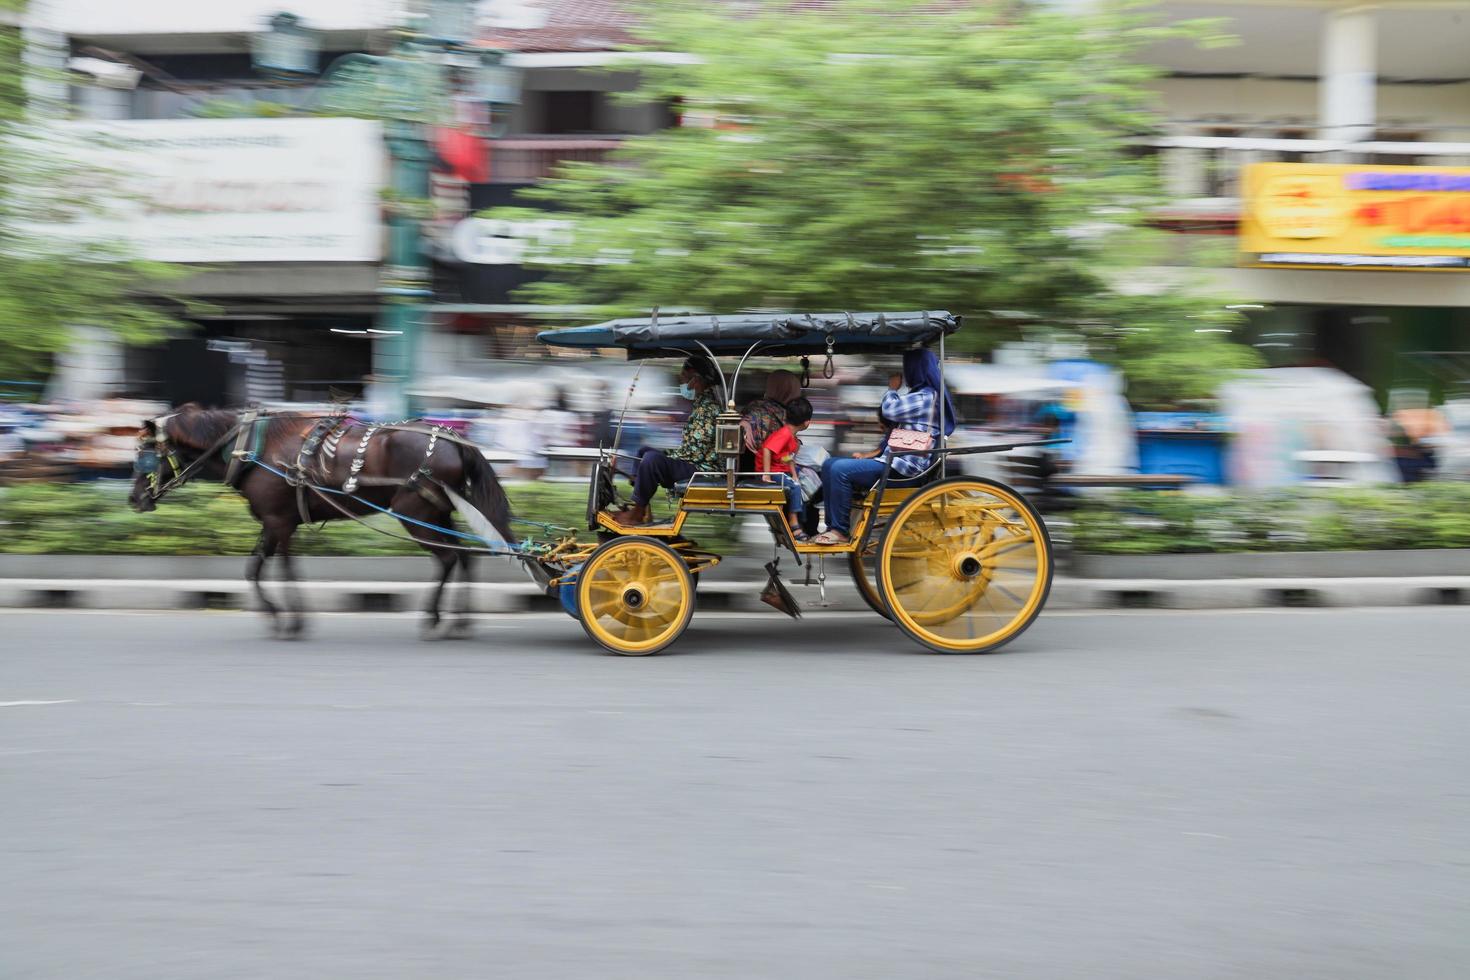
{"left": 762, "top": 472, "right": 803, "bottom": 518}
{"left": 820, "top": 457, "right": 888, "bottom": 534}
{"left": 770, "top": 473, "right": 805, "bottom": 520}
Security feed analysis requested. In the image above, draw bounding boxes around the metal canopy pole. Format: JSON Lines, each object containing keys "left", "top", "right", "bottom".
{"left": 938, "top": 322, "right": 948, "bottom": 454}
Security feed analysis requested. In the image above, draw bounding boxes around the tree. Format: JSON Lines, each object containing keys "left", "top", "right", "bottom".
{"left": 491, "top": 0, "right": 1262, "bottom": 407}
{"left": 0, "top": 3, "right": 185, "bottom": 385}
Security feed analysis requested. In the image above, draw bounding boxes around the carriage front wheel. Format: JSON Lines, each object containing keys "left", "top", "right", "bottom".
{"left": 876, "top": 477, "right": 1052, "bottom": 654}
{"left": 576, "top": 537, "right": 695, "bottom": 656}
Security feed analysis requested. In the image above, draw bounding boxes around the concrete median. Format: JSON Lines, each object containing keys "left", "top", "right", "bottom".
{"left": 1, "top": 553, "right": 1467, "bottom": 613}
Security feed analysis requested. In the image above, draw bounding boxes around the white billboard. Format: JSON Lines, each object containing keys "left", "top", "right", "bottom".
{"left": 59, "top": 117, "right": 386, "bottom": 264}
{"left": 33, "top": 0, "right": 397, "bottom": 36}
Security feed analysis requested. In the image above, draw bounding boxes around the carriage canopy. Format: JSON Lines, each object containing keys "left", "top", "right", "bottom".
{"left": 537, "top": 310, "right": 960, "bottom": 357}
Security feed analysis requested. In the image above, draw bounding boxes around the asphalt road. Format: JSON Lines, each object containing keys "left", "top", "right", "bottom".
{"left": 3, "top": 608, "right": 1468, "bottom": 980}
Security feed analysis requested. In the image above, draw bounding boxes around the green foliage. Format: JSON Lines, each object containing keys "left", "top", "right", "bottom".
{"left": 0, "top": 17, "right": 188, "bottom": 383}
{"left": 486, "top": 0, "right": 1259, "bottom": 405}
{"left": 1071, "top": 484, "right": 1470, "bottom": 555}
{"left": 0, "top": 481, "right": 741, "bottom": 555}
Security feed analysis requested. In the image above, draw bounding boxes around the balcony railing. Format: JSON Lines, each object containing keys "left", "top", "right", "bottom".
{"left": 1141, "top": 123, "right": 1470, "bottom": 203}
{"left": 487, "top": 136, "right": 628, "bottom": 184}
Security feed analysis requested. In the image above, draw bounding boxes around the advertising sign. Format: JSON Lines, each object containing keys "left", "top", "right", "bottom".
{"left": 58, "top": 118, "right": 385, "bottom": 263}
{"left": 1239, "top": 162, "right": 1470, "bottom": 270}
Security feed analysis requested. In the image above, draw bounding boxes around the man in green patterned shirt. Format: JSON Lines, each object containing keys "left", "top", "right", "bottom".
{"left": 613, "top": 356, "right": 721, "bottom": 526}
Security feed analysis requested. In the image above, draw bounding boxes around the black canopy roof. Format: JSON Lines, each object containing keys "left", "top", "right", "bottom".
{"left": 538, "top": 310, "right": 960, "bottom": 357}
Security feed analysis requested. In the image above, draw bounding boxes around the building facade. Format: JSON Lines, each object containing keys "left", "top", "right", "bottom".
{"left": 1143, "top": 0, "right": 1470, "bottom": 402}
{"left": 24, "top": 0, "right": 676, "bottom": 404}
{"left": 30, "top": 0, "right": 1470, "bottom": 405}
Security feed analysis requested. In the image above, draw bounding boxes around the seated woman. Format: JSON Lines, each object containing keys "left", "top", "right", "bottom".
{"left": 612, "top": 356, "right": 721, "bottom": 526}
{"left": 810, "top": 348, "right": 956, "bottom": 545}
{"left": 740, "top": 370, "right": 802, "bottom": 471}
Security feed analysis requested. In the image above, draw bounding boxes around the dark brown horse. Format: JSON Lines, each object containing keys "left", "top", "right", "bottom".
{"left": 127, "top": 405, "right": 516, "bottom": 638}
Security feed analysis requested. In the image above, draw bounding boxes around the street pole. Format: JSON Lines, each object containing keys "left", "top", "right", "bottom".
{"left": 376, "top": 116, "right": 434, "bottom": 419}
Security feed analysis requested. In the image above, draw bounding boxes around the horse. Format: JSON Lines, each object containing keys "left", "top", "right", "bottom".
{"left": 126, "top": 404, "right": 517, "bottom": 638}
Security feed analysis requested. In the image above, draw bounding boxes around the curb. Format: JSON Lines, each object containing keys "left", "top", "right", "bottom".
{"left": 2, "top": 576, "right": 1468, "bottom": 613}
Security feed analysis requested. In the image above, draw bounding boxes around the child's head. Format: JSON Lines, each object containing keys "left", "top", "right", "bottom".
{"left": 785, "top": 396, "right": 814, "bottom": 431}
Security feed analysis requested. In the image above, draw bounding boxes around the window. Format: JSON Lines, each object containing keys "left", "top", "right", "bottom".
{"left": 542, "top": 90, "right": 599, "bottom": 134}
{"left": 1201, "top": 127, "right": 1240, "bottom": 198}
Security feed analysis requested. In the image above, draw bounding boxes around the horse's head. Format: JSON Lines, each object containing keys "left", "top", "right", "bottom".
{"left": 127, "top": 417, "right": 166, "bottom": 513}
{"left": 127, "top": 405, "right": 238, "bottom": 512}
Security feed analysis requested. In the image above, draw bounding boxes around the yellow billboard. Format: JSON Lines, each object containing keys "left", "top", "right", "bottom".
{"left": 1239, "top": 162, "right": 1470, "bottom": 270}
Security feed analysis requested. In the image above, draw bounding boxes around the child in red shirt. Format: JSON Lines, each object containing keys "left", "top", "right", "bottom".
{"left": 758, "top": 396, "right": 813, "bottom": 540}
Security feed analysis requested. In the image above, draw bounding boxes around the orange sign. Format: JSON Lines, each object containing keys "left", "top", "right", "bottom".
{"left": 1239, "top": 163, "right": 1470, "bottom": 270}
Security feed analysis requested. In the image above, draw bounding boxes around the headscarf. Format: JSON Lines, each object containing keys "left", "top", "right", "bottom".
{"left": 902, "top": 348, "right": 957, "bottom": 436}
{"left": 763, "top": 370, "right": 801, "bottom": 405}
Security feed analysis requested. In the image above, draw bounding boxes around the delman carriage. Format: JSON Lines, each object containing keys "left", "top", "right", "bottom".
{"left": 128, "top": 309, "right": 1057, "bottom": 654}
{"left": 531, "top": 310, "right": 1058, "bottom": 655}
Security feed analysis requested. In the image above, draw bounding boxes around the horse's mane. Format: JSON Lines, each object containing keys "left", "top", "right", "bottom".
{"left": 166, "top": 407, "right": 311, "bottom": 452}
{"left": 166, "top": 406, "right": 241, "bottom": 449}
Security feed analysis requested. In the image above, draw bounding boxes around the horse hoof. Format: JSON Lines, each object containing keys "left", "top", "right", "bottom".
{"left": 445, "top": 619, "right": 473, "bottom": 640}
{"left": 283, "top": 618, "right": 308, "bottom": 640}
{"left": 419, "top": 618, "right": 442, "bottom": 641}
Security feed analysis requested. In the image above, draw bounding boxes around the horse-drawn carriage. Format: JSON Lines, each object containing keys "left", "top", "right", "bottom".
{"left": 128, "top": 310, "right": 1055, "bottom": 653}
{"left": 530, "top": 310, "right": 1057, "bottom": 655}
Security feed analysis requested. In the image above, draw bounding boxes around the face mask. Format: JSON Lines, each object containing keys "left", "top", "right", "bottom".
{"left": 678, "top": 383, "right": 696, "bottom": 401}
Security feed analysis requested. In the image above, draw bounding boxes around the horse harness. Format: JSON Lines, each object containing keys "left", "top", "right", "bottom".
{"left": 141, "top": 411, "right": 460, "bottom": 520}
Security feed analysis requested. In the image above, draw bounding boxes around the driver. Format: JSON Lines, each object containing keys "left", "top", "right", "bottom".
{"left": 612, "top": 356, "right": 721, "bottom": 526}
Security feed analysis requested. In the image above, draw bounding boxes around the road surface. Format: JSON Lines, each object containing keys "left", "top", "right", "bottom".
{"left": 3, "top": 608, "right": 1468, "bottom": 979}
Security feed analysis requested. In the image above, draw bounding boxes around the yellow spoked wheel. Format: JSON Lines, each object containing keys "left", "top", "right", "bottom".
{"left": 877, "top": 478, "right": 1051, "bottom": 654}
{"left": 576, "top": 537, "right": 695, "bottom": 656}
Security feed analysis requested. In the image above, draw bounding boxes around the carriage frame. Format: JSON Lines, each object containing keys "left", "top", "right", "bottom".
{"left": 532, "top": 310, "right": 1059, "bottom": 656}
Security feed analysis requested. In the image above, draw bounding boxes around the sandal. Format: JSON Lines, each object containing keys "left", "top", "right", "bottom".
{"left": 810, "top": 530, "right": 850, "bottom": 545}
{"left": 791, "top": 528, "right": 810, "bottom": 542}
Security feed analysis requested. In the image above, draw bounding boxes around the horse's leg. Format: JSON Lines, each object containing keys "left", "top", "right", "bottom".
{"left": 444, "top": 550, "right": 475, "bottom": 638}
{"left": 275, "top": 523, "right": 307, "bottom": 639}
{"left": 248, "top": 529, "right": 281, "bottom": 632}
{"left": 420, "top": 540, "right": 456, "bottom": 639}
{"left": 394, "top": 498, "right": 457, "bottom": 637}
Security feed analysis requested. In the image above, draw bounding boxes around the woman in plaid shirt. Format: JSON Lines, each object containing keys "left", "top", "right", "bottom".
{"left": 811, "top": 348, "right": 956, "bottom": 545}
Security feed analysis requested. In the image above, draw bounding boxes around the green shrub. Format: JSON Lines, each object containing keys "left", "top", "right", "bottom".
{"left": 1070, "top": 484, "right": 1470, "bottom": 555}
{"left": 0, "top": 480, "right": 740, "bottom": 555}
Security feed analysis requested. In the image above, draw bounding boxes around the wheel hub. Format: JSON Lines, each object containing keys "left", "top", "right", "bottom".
{"left": 621, "top": 584, "right": 648, "bottom": 610}
{"left": 952, "top": 553, "right": 983, "bottom": 579}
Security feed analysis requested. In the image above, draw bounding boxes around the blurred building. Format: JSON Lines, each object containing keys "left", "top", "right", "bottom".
{"left": 25, "top": 0, "right": 1470, "bottom": 405}
{"left": 1141, "top": 0, "right": 1470, "bottom": 402}
{"left": 22, "top": 0, "right": 678, "bottom": 404}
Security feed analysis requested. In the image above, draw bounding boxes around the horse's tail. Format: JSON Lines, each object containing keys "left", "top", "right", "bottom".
{"left": 450, "top": 441, "right": 518, "bottom": 546}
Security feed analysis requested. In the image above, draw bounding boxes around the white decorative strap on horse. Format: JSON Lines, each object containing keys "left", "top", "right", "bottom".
{"left": 343, "top": 424, "right": 380, "bottom": 493}
{"left": 420, "top": 426, "right": 441, "bottom": 475}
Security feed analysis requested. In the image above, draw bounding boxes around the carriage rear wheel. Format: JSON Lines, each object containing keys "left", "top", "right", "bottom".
{"left": 876, "top": 477, "right": 1051, "bottom": 654}
{"left": 576, "top": 537, "right": 695, "bottom": 656}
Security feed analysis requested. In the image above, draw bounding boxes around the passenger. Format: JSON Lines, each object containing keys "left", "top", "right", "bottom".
{"left": 741, "top": 369, "right": 802, "bottom": 469}
{"left": 612, "top": 356, "right": 721, "bottom": 526}
{"left": 758, "top": 396, "right": 814, "bottom": 541}
{"left": 811, "top": 349, "right": 956, "bottom": 545}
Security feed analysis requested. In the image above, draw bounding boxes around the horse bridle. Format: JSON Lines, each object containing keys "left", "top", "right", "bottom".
{"left": 134, "top": 416, "right": 184, "bottom": 500}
